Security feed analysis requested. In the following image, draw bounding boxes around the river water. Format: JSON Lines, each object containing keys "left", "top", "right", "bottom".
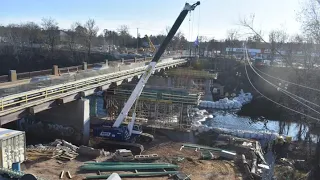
{"left": 90, "top": 94, "right": 309, "bottom": 140}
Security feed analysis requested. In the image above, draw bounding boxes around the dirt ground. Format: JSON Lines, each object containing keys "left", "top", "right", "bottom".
{"left": 22, "top": 135, "right": 242, "bottom": 180}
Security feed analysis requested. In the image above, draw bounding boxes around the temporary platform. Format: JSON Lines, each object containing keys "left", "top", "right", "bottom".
{"left": 105, "top": 87, "right": 201, "bottom": 130}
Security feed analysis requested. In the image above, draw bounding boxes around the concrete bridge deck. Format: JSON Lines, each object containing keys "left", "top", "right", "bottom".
{"left": 0, "top": 58, "right": 187, "bottom": 125}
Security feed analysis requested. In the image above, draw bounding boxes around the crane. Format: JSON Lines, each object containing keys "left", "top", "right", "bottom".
{"left": 92, "top": 1, "right": 200, "bottom": 154}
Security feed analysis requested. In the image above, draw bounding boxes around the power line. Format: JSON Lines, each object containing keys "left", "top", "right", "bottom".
{"left": 243, "top": 48, "right": 320, "bottom": 122}
{"left": 247, "top": 59, "right": 320, "bottom": 111}
{"left": 251, "top": 65, "right": 320, "bottom": 93}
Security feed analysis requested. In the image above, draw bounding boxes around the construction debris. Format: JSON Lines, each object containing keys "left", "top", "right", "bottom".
{"left": 66, "top": 171, "right": 72, "bottom": 179}
{"left": 27, "top": 139, "right": 109, "bottom": 161}
{"left": 77, "top": 145, "right": 109, "bottom": 158}
{"left": 112, "top": 149, "right": 159, "bottom": 162}
{"left": 59, "top": 171, "right": 64, "bottom": 179}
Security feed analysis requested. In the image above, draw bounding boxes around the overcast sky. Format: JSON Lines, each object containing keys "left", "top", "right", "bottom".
{"left": 1, "top": 0, "right": 303, "bottom": 41}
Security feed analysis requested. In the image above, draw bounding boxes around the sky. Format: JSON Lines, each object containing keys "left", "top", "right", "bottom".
{"left": 0, "top": 0, "right": 303, "bottom": 41}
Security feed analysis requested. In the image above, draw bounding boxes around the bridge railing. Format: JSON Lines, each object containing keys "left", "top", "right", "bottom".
{"left": 59, "top": 65, "right": 83, "bottom": 74}
{"left": 0, "top": 57, "right": 155, "bottom": 83}
{"left": 17, "top": 69, "right": 52, "bottom": 80}
{"left": 0, "top": 75, "right": 8, "bottom": 83}
{"left": 0, "top": 59, "right": 187, "bottom": 115}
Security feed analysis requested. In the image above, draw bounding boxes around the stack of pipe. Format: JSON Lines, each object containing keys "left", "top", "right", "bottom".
{"left": 81, "top": 162, "right": 179, "bottom": 179}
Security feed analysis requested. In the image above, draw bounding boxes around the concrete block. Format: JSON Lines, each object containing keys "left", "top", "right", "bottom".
{"left": 52, "top": 65, "right": 59, "bottom": 76}
{"left": 83, "top": 62, "right": 87, "bottom": 70}
{"left": 77, "top": 145, "right": 102, "bottom": 157}
{"left": 105, "top": 59, "right": 109, "bottom": 68}
{"left": 8, "top": 70, "right": 17, "bottom": 82}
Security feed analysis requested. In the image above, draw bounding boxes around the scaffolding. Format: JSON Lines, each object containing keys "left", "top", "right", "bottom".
{"left": 104, "top": 88, "right": 200, "bottom": 130}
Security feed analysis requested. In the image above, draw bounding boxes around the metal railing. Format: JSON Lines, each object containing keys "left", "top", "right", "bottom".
{"left": 0, "top": 75, "right": 8, "bottom": 83}
{"left": 0, "top": 59, "right": 186, "bottom": 115}
{"left": 17, "top": 69, "right": 52, "bottom": 80}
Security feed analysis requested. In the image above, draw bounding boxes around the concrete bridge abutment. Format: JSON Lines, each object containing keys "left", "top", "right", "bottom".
{"left": 35, "top": 98, "right": 90, "bottom": 145}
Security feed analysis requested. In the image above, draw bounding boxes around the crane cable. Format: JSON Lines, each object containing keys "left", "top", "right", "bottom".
{"left": 243, "top": 47, "right": 320, "bottom": 122}
{"left": 197, "top": 4, "right": 201, "bottom": 37}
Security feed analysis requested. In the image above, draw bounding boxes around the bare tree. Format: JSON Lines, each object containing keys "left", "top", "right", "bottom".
{"left": 84, "top": 19, "right": 99, "bottom": 57}
{"left": 64, "top": 22, "right": 80, "bottom": 62}
{"left": 269, "top": 30, "right": 288, "bottom": 62}
{"left": 117, "top": 25, "right": 130, "bottom": 47}
{"left": 20, "top": 22, "right": 42, "bottom": 48}
{"left": 41, "top": 18, "right": 59, "bottom": 52}
{"left": 226, "top": 29, "right": 240, "bottom": 55}
{"left": 5, "top": 24, "right": 23, "bottom": 62}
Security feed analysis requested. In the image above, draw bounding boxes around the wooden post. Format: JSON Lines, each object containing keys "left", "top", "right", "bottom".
{"left": 250, "top": 151, "right": 257, "bottom": 174}
{"left": 241, "top": 154, "right": 253, "bottom": 180}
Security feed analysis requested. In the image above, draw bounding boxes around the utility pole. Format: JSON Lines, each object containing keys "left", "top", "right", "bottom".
{"left": 136, "top": 28, "right": 139, "bottom": 53}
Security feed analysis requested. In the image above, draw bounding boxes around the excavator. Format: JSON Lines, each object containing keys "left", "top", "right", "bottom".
{"left": 91, "top": 1, "right": 200, "bottom": 154}
{"left": 138, "top": 35, "right": 156, "bottom": 54}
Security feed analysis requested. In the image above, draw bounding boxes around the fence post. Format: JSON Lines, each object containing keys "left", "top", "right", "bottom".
{"left": 9, "top": 70, "right": 17, "bottom": 82}
{"left": 121, "top": 58, "right": 124, "bottom": 64}
{"left": 134, "top": 57, "right": 137, "bottom": 63}
{"left": 83, "top": 62, "right": 88, "bottom": 70}
{"left": 52, "top": 65, "right": 59, "bottom": 76}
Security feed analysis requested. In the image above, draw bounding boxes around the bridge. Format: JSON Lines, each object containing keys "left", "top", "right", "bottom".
{"left": 0, "top": 57, "right": 188, "bottom": 131}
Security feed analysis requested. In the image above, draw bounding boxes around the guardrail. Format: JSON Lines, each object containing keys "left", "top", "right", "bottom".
{"left": 0, "top": 59, "right": 187, "bottom": 116}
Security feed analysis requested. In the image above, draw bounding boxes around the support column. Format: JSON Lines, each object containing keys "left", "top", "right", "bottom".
{"left": 9, "top": 70, "right": 17, "bottom": 82}
{"left": 35, "top": 98, "right": 90, "bottom": 145}
{"left": 203, "top": 79, "right": 213, "bottom": 101}
{"left": 167, "top": 77, "right": 173, "bottom": 88}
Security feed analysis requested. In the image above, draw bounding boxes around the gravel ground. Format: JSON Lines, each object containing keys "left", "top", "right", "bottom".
{"left": 23, "top": 135, "right": 242, "bottom": 180}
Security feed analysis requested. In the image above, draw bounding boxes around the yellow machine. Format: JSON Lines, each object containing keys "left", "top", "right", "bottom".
{"left": 145, "top": 35, "right": 156, "bottom": 53}
{"left": 138, "top": 35, "right": 156, "bottom": 54}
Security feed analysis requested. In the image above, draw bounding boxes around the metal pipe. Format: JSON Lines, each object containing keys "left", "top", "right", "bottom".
{"left": 85, "top": 171, "right": 179, "bottom": 179}
{"left": 80, "top": 164, "right": 178, "bottom": 171}
{"left": 84, "top": 162, "right": 172, "bottom": 165}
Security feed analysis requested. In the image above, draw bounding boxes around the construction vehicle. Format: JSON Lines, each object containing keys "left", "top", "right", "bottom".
{"left": 91, "top": 1, "right": 201, "bottom": 154}
{"left": 138, "top": 35, "right": 156, "bottom": 54}
{"left": 145, "top": 35, "right": 156, "bottom": 53}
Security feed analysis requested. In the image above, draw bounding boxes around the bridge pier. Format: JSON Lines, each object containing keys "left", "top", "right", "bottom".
{"left": 35, "top": 98, "right": 90, "bottom": 145}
